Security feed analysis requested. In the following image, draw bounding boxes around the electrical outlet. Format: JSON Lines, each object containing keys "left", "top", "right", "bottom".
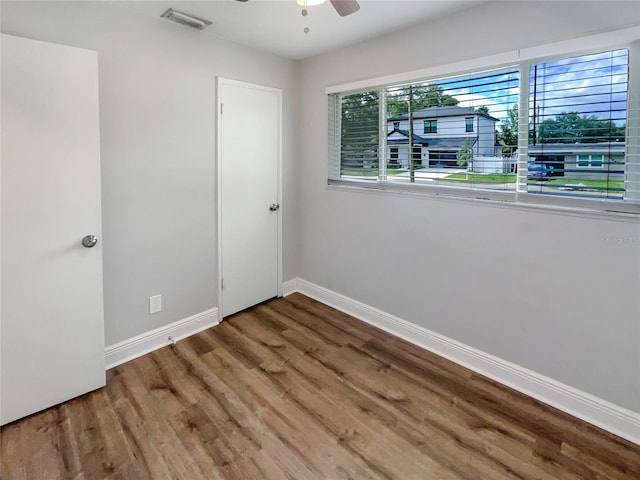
{"left": 149, "top": 295, "right": 162, "bottom": 314}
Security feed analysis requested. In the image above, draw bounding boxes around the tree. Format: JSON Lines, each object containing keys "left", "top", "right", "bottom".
{"left": 497, "top": 104, "right": 518, "bottom": 155}
{"left": 340, "top": 91, "right": 379, "bottom": 170}
{"left": 387, "top": 84, "right": 459, "bottom": 117}
{"left": 536, "top": 111, "right": 624, "bottom": 144}
{"left": 457, "top": 138, "right": 474, "bottom": 169}
{"left": 475, "top": 106, "right": 490, "bottom": 115}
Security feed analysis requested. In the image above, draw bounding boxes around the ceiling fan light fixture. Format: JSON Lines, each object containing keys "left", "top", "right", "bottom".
{"left": 296, "top": 0, "right": 327, "bottom": 6}
{"left": 160, "top": 8, "right": 212, "bottom": 30}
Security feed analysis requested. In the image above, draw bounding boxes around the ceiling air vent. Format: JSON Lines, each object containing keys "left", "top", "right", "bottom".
{"left": 160, "top": 8, "right": 212, "bottom": 30}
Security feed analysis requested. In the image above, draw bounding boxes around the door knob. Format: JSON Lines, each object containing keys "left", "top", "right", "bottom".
{"left": 269, "top": 203, "right": 280, "bottom": 212}
{"left": 81, "top": 234, "right": 98, "bottom": 248}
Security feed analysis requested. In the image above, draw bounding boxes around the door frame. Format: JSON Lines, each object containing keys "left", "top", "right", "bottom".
{"left": 216, "top": 77, "right": 283, "bottom": 322}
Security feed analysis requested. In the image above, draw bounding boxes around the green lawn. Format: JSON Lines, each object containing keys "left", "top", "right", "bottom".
{"left": 544, "top": 178, "right": 624, "bottom": 191}
{"left": 341, "top": 168, "right": 408, "bottom": 177}
{"left": 340, "top": 170, "right": 625, "bottom": 192}
{"left": 442, "top": 173, "right": 624, "bottom": 192}
{"left": 341, "top": 168, "right": 378, "bottom": 177}
{"left": 441, "top": 173, "right": 516, "bottom": 183}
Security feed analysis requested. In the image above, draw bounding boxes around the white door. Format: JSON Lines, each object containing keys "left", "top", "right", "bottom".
{"left": 1, "top": 34, "right": 105, "bottom": 425}
{"left": 217, "top": 79, "right": 281, "bottom": 317}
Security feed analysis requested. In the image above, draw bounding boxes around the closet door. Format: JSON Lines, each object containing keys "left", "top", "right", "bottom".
{"left": 1, "top": 34, "right": 105, "bottom": 425}
{"left": 218, "top": 78, "right": 282, "bottom": 318}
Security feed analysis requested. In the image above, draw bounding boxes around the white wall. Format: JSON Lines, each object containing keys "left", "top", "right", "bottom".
{"left": 1, "top": 1, "right": 297, "bottom": 345}
{"left": 296, "top": 1, "right": 640, "bottom": 412}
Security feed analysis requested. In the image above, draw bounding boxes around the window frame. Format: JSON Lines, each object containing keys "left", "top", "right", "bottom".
{"left": 577, "top": 154, "right": 605, "bottom": 169}
{"left": 465, "top": 117, "right": 474, "bottom": 133}
{"left": 327, "top": 29, "right": 640, "bottom": 215}
{"left": 423, "top": 119, "right": 437, "bottom": 134}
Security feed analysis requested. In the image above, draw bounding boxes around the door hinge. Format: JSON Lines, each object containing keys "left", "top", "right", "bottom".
{"left": 221, "top": 278, "right": 224, "bottom": 289}
{"left": 220, "top": 103, "right": 224, "bottom": 115}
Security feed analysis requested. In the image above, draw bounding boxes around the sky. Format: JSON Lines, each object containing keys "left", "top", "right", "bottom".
{"left": 389, "top": 48, "right": 629, "bottom": 129}
{"left": 530, "top": 49, "right": 628, "bottom": 125}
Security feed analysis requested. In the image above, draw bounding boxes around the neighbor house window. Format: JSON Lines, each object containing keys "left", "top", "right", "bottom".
{"left": 577, "top": 155, "right": 605, "bottom": 168}
{"left": 328, "top": 44, "right": 639, "bottom": 212}
{"left": 423, "top": 120, "right": 437, "bottom": 134}
{"left": 412, "top": 146, "right": 422, "bottom": 167}
{"left": 465, "top": 117, "right": 474, "bottom": 132}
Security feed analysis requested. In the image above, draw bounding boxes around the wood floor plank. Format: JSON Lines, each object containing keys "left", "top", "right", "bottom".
{"left": 2, "top": 293, "right": 639, "bottom": 479}
{"left": 247, "top": 312, "right": 539, "bottom": 480}
{"left": 170, "top": 341, "right": 327, "bottom": 479}
{"left": 283, "top": 293, "right": 392, "bottom": 345}
{"left": 222, "top": 315, "right": 464, "bottom": 479}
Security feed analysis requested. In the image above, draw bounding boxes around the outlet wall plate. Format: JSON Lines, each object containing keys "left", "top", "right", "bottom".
{"left": 149, "top": 295, "right": 162, "bottom": 314}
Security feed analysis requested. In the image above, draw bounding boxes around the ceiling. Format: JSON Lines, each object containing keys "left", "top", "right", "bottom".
{"left": 109, "top": 0, "right": 485, "bottom": 60}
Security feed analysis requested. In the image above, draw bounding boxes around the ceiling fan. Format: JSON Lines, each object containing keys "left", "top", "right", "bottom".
{"left": 235, "top": 0, "right": 360, "bottom": 17}
{"left": 313, "top": 0, "right": 360, "bottom": 17}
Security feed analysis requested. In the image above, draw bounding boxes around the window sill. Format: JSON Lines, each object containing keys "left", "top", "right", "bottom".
{"left": 327, "top": 179, "right": 640, "bottom": 221}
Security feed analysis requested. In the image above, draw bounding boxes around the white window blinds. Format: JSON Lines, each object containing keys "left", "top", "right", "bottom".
{"left": 328, "top": 90, "right": 379, "bottom": 181}
{"left": 328, "top": 45, "right": 640, "bottom": 211}
{"left": 527, "top": 49, "right": 630, "bottom": 201}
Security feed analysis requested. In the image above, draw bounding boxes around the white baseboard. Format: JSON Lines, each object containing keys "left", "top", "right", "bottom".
{"left": 105, "top": 308, "right": 219, "bottom": 369}
{"left": 282, "top": 278, "right": 298, "bottom": 297}
{"left": 289, "top": 277, "right": 640, "bottom": 445}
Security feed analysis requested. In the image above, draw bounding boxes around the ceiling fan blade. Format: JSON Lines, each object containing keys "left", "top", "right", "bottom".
{"left": 330, "top": 0, "right": 360, "bottom": 17}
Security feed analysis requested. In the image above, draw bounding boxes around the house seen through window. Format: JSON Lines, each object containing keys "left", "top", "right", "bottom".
{"left": 328, "top": 46, "right": 637, "bottom": 208}
{"left": 331, "top": 68, "right": 518, "bottom": 187}
{"left": 527, "top": 49, "right": 628, "bottom": 200}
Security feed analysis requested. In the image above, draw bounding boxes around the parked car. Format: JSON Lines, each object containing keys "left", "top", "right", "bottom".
{"left": 527, "top": 161, "right": 553, "bottom": 180}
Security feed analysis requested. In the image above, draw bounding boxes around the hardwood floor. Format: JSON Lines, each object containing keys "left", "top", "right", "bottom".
{"left": 2, "top": 293, "right": 639, "bottom": 479}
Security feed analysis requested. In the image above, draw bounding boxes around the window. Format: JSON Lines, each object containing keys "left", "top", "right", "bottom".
{"left": 330, "top": 67, "right": 519, "bottom": 189}
{"left": 328, "top": 44, "right": 639, "bottom": 211}
{"left": 412, "top": 146, "right": 422, "bottom": 167}
{"left": 332, "top": 90, "right": 379, "bottom": 180}
{"left": 465, "top": 117, "right": 474, "bottom": 132}
{"left": 423, "top": 120, "right": 437, "bottom": 134}
{"left": 577, "top": 155, "right": 604, "bottom": 168}
{"left": 528, "top": 49, "right": 628, "bottom": 200}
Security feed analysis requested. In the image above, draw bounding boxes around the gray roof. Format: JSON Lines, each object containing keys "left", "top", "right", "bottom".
{"left": 528, "top": 142, "right": 625, "bottom": 156}
{"left": 387, "top": 130, "right": 476, "bottom": 149}
{"left": 427, "top": 137, "right": 478, "bottom": 148}
{"left": 388, "top": 105, "right": 498, "bottom": 122}
{"left": 387, "top": 130, "right": 429, "bottom": 144}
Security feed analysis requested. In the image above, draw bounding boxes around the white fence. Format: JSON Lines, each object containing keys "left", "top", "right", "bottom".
{"left": 471, "top": 155, "right": 516, "bottom": 174}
